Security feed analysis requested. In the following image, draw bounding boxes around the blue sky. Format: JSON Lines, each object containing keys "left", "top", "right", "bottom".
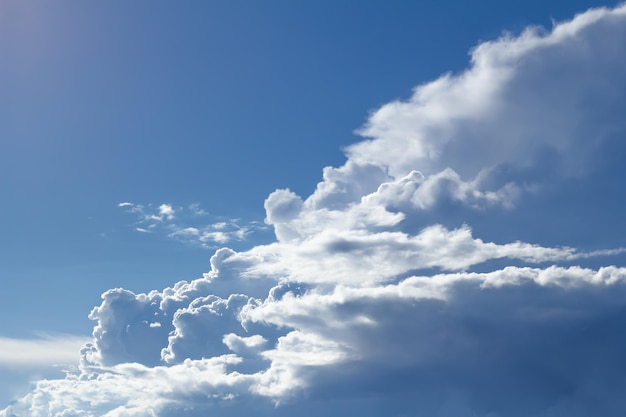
{"left": 2, "top": 1, "right": 626, "bottom": 415}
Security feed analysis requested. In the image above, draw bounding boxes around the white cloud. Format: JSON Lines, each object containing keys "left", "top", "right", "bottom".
{"left": 222, "top": 333, "right": 266, "bottom": 353}
{"left": 188, "top": 203, "right": 208, "bottom": 216}
{"left": 158, "top": 204, "right": 176, "bottom": 220}
{"left": 5, "top": 4, "right": 626, "bottom": 417}
{"left": 350, "top": 4, "right": 626, "bottom": 181}
{"left": 236, "top": 223, "right": 626, "bottom": 286}
{"left": 5, "top": 263, "right": 626, "bottom": 416}
{"left": 0, "top": 334, "right": 89, "bottom": 367}
{"left": 0, "top": 334, "right": 89, "bottom": 405}
{"left": 119, "top": 202, "right": 265, "bottom": 247}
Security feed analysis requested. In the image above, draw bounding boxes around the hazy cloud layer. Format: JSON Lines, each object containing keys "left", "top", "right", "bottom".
{"left": 4, "top": 5, "right": 626, "bottom": 416}
{"left": 0, "top": 334, "right": 90, "bottom": 411}
{"left": 0, "top": 334, "right": 89, "bottom": 367}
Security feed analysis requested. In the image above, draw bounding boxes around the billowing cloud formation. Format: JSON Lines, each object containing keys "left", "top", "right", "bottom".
{"left": 5, "top": 5, "right": 626, "bottom": 416}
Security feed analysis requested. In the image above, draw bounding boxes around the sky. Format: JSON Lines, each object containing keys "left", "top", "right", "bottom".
{"left": 1, "top": 0, "right": 626, "bottom": 415}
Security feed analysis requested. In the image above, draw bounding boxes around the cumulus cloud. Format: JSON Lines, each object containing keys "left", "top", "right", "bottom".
{"left": 351, "top": 5, "right": 626, "bottom": 182}
{"left": 5, "top": 4, "right": 626, "bottom": 416}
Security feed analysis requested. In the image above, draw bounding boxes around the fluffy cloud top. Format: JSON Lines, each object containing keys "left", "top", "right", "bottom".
{"left": 4, "top": 4, "right": 626, "bottom": 417}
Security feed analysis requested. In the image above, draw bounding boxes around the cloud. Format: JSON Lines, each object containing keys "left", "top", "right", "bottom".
{"left": 0, "top": 334, "right": 89, "bottom": 367}
{"left": 350, "top": 5, "right": 626, "bottom": 181}
{"left": 118, "top": 202, "right": 266, "bottom": 247}
{"left": 4, "top": 264, "right": 626, "bottom": 416}
{"left": 237, "top": 223, "right": 626, "bottom": 286}
{"left": 0, "top": 334, "right": 90, "bottom": 407}
{"left": 5, "top": 4, "right": 626, "bottom": 417}
{"left": 158, "top": 204, "right": 175, "bottom": 221}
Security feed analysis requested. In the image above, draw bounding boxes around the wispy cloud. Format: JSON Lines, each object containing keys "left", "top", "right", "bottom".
{"left": 118, "top": 202, "right": 266, "bottom": 248}
{"left": 0, "top": 334, "right": 89, "bottom": 368}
